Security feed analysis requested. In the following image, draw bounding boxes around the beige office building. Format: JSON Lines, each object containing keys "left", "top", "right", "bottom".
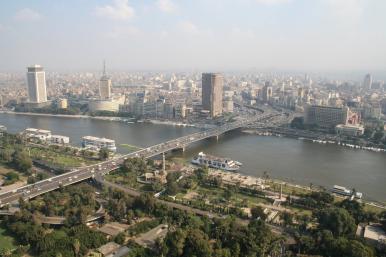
{"left": 304, "top": 105, "right": 349, "bottom": 128}
{"left": 27, "top": 65, "right": 47, "bottom": 103}
{"left": 202, "top": 73, "right": 223, "bottom": 118}
{"left": 99, "top": 75, "right": 112, "bottom": 100}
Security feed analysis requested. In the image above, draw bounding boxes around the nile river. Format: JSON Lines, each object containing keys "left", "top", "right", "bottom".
{"left": 1, "top": 113, "right": 385, "bottom": 202}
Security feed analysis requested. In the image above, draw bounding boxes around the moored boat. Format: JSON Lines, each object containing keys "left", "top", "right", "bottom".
{"left": 331, "top": 185, "right": 363, "bottom": 199}
{"left": 191, "top": 152, "right": 240, "bottom": 171}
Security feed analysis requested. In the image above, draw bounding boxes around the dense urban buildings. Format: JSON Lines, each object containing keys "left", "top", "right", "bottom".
{"left": 26, "top": 65, "right": 47, "bottom": 104}
{"left": 202, "top": 73, "right": 223, "bottom": 118}
{"left": 1, "top": 1, "right": 386, "bottom": 257}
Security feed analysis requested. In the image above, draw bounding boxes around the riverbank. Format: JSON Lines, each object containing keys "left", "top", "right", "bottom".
{"left": 0, "top": 110, "right": 128, "bottom": 122}
{"left": 179, "top": 151, "right": 386, "bottom": 210}
{"left": 0, "top": 111, "right": 212, "bottom": 129}
{"left": 206, "top": 167, "right": 386, "bottom": 212}
{"left": 242, "top": 129, "right": 386, "bottom": 154}
{"left": 142, "top": 119, "right": 195, "bottom": 127}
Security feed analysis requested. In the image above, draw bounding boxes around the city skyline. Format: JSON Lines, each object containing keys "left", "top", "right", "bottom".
{"left": 0, "top": 1, "right": 385, "bottom": 256}
{"left": 1, "top": 0, "right": 386, "bottom": 71}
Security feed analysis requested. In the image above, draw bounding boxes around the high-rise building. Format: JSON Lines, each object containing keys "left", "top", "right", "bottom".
{"left": 304, "top": 105, "right": 349, "bottom": 128}
{"left": 363, "top": 74, "right": 373, "bottom": 90}
{"left": 261, "top": 81, "right": 273, "bottom": 102}
{"left": 298, "top": 87, "right": 304, "bottom": 98}
{"left": 99, "top": 61, "right": 112, "bottom": 100}
{"left": 202, "top": 73, "right": 223, "bottom": 118}
{"left": 27, "top": 65, "right": 47, "bottom": 103}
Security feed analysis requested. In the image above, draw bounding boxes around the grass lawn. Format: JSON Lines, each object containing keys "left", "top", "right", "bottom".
{"left": 0, "top": 226, "right": 17, "bottom": 252}
{"left": 364, "top": 203, "right": 385, "bottom": 214}
{"left": 187, "top": 185, "right": 271, "bottom": 208}
{"left": 120, "top": 144, "right": 142, "bottom": 152}
{"left": 266, "top": 180, "right": 310, "bottom": 196}
{"left": 105, "top": 172, "right": 144, "bottom": 190}
{"left": 29, "top": 147, "right": 96, "bottom": 168}
{"left": 287, "top": 206, "right": 313, "bottom": 216}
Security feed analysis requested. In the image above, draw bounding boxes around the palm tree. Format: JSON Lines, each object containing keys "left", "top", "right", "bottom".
{"left": 73, "top": 239, "right": 80, "bottom": 257}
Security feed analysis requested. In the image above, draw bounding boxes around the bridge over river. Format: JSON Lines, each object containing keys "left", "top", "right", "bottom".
{"left": 0, "top": 113, "right": 278, "bottom": 207}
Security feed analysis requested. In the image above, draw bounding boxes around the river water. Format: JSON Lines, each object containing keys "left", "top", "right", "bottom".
{"left": 1, "top": 113, "right": 385, "bottom": 202}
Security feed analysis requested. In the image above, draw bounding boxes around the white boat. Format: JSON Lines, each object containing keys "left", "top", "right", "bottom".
{"left": 234, "top": 161, "right": 243, "bottom": 166}
{"left": 191, "top": 152, "right": 240, "bottom": 171}
{"left": 331, "top": 185, "right": 351, "bottom": 196}
{"left": 331, "top": 185, "right": 363, "bottom": 199}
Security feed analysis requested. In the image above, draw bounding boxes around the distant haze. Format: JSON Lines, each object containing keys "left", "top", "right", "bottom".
{"left": 0, "top": 0, "right": 386, "bottom": 72}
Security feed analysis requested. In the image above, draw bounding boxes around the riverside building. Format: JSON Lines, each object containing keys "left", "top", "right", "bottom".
{"left": 26, "top": 65, "right": 47, "bottom": 104}
{"left": 202, "top": 73, "right": 223, "bottom": 118}
{"left": 304, "top": 105, "right": 349, "bottom": 128}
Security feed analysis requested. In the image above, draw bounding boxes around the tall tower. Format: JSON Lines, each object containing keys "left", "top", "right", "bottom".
{"left": 202, "top": 73, "right": 223, "bottom": 118}
{"left": 363, "top": 74, "right": 373, "bottom": 90}
{"left": 99, "top": 60, "right": 112, "bottom": 100}
{"left": 262, "top": 81, "right": 272, "bottom": 103}
{"left": 27, "top": 65, "right": 47, "bottom": 103}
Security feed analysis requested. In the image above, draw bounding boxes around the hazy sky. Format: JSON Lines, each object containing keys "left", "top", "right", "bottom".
{"left": 1, "top": 0, "right": 386, "bottom": 71}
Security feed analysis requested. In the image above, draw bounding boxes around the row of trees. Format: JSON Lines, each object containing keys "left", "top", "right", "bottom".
{"left": 2, "top": 212, "right": 106, "bottom": 257}
{"left": 0, "top": 148, "right": 32, "bottom": 174}
{"left": 0, "top": 133, "right": 33, "bottom": 175}
{"left": 162, "top": 219, "right": 283, "bottom": 257}
{"left": 14, "top": 104, "right": 81, "bottom": 115}
{"left": 105, "top": 188, "right": 287, "bottom": 257}
{"left": 287, "top": 190, "right": 385, "bottom": 257}
{"left": 0, "top": 183, "right": 106, "bottom": 257}
{"left": 165, "top": 167, "right": 209, "bottom": 196}
{"left": 20, "top": 183, "right": 97, "bottom": 222}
